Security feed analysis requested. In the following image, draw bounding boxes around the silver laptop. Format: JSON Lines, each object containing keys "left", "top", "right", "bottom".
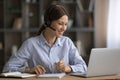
{"left": 70, "top": 48, "right": 120, "bottom": 77}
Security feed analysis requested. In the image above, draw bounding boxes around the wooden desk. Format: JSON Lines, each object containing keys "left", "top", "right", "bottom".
{"left": 0, "top": 74, "right": 120, "bottom": 80}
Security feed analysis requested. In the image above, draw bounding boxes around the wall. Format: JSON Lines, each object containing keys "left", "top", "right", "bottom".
{"left": 94, "top": 0, "right": 109, "bottom": 48}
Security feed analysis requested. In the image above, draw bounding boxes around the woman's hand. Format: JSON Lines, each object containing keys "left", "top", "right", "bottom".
{"left": 25, "top": 65, "right": 46, "bottom": 75}
{"left": 55, "top": 60, "right": 72, "bottom": 73}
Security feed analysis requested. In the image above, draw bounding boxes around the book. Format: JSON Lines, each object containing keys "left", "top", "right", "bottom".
{"left": 88, "top": 0, "right": 94, "bottom": 12}
{"left": 0, "top": 72, "right": 36, "bottom": 78}
{"left": 74, "top": 40, "right": 86, "bottom": 57}
{"left": 13, "top": 17, "right": 22, "bottom": 29}
{"left": 67, "top": 19, "right": 73, "bottom": 29}
{"left": 37, "top": 73, "right": 66, "bottom": 79}
{"left": 76, "top": 0, "right": 84, "bottom": 12}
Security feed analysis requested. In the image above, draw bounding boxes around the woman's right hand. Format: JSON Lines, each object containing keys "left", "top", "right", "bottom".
{"left": 25, "top": 65, "right": 46, "bottom": 75}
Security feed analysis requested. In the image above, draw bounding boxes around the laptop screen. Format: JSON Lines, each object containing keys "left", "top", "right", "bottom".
{"left": 86, "top": 48, "right": 120, "bottom": 77}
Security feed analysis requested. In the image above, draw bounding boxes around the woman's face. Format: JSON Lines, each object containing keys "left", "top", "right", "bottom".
{"left": 50, "top": 15, "right": 68, "bottom": 38}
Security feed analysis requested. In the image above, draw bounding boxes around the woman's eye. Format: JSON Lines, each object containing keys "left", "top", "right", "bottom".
{"left": 58, "top": 23, "right": 62, "bottom": 25}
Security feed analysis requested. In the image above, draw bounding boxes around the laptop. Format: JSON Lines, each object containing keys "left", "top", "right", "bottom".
{"left": 70, "top": 48, "right": 120, "bottom": 77}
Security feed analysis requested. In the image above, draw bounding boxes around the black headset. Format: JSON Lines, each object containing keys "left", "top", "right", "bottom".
{"left": 44, "top": 5, "right": 57, "bottom": 31}
{"left": 45, "top": 5, "right": 56, "bottom": 26}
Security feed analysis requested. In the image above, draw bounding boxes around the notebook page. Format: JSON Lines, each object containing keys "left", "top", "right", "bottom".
{"left": 38, "top": 73, "right": 65, "bottom": 78}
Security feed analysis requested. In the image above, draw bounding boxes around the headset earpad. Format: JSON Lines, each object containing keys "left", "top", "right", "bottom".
{"left": 46, "top": 19, "right": 50, "bottom": 26}
{"left": 45, "top": 5, "right": 56, "bottom": 26}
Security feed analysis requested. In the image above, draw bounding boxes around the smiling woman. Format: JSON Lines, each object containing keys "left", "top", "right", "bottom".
{"left": 37, "top": 5, "right": 69, "bottom": 35}
{"left": 2, "top": 5, "right": 87, "bottom": 75}
{"left": 46, "top": 15, "right": 68, "bottom": 38}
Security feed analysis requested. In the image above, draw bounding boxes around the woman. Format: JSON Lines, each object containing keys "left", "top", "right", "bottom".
{"left": 3, "top": 5, "right": 87, "bottom": 75}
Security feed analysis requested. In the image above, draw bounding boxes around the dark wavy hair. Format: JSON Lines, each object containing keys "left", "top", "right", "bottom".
{"left": 37, "top": 5, "right": 69, "bottom": 35}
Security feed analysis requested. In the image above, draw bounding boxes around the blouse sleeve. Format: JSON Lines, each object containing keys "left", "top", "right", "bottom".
{"left": 2, "top": 39, "right": 32, "bottom": 73}
{"left": 68, "top": 38, "right": 87, "bottom": 73}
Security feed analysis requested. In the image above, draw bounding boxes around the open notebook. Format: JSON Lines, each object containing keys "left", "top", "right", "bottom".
{"left": 37, "top": 73, "right": 65, "bottom": 79}
{"left": 70, "top": 48, "right": 120, "bottom": 77}
{"left": 0, "top": 72, "right": 65, "bottom": 79}
{"left": 0, "top": 72, "right": 36, "bottom": 78}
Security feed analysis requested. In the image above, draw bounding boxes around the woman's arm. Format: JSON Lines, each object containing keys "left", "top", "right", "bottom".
{"left": 2, "top": 39, "right": 32, "bottom": 73}
{"left": 68, "top": 39, "right": 87, "bottom": 73}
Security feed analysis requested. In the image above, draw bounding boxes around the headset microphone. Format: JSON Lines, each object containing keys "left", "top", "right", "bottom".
{"left": 48, "top": 26, "right": 56, "bottom": 31}
{"left": 44, "top": 23, "right": 56, "bottom": 31}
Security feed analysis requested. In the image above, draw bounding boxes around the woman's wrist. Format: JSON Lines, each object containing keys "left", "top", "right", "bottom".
{"left": 65, "top": 66, "right": 72, "bottom": 73}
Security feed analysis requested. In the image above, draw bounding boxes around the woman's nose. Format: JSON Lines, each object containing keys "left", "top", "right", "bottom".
{"left": 62, "top": 25, "right": 67, "bottom": 31}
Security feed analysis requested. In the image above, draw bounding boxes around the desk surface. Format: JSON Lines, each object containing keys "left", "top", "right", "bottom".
{"left": 0, "top": 74, "right": 120, "bottom": 80}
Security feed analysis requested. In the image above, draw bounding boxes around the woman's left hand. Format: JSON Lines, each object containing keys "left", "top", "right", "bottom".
{"left": 55, "top": 60, "right": 72, "bottom": 73}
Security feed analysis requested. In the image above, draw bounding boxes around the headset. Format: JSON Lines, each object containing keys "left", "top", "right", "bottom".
{"left": 44, "top": 5, "right": 56, "bottom": 31}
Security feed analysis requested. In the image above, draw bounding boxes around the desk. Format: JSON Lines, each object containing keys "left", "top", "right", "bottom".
{"left": 0, "top": 74, "right": 120, "bottom": 80}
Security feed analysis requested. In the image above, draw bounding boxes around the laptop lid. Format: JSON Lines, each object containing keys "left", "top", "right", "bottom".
{"left": 86, "top": 48, "right": 120, "bottom": 77}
